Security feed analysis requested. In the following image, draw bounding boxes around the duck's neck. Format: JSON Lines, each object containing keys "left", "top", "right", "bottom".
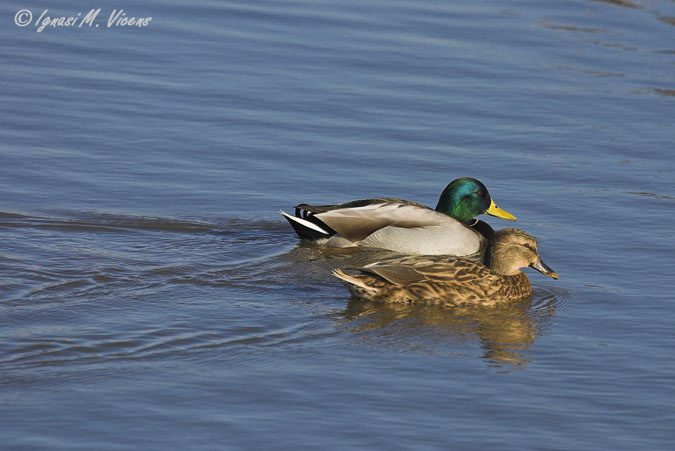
{"left": 483, "top": 245, "right": 511, "bottom": 272}
{"left": 469, "top": 219, "right": 494, "bottom": 242}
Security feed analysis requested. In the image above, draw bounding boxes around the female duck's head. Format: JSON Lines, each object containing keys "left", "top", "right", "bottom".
{"left": 434, "top": 178, "right": 516, "bottom": 224}
{"left": 485, "top": 228, "right": 558, "bottom": 279}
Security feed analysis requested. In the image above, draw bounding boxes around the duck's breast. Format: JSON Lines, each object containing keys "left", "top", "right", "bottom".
{"left": 358, "top": 223, "right": 484, "bottom": 256}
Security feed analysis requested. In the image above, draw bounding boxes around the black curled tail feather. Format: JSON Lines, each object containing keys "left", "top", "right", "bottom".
{"left": 280, "top": 209, "right": 336, "bottom": 241}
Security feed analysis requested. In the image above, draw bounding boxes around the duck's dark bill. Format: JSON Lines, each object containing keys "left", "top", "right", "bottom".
{"left": 530, "top": 258, "right": 559, "bottom": 279}
{"left": 486, "top": 199, "right": 516, "bottom": 221}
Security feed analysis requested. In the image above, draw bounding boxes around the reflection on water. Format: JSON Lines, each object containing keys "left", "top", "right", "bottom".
{"left": 653, "top": 89, "right": 675, "bottom": 98}
{"left": 333, "top": 292, "right": 558, "bottom": 370}
{"left": 540, "top": 21, "right": 607, "bottom": 34}
{"left": 554, "top": 64, "right": 625, "bottom": 78}
{"left": 657, "top": 16, "right": 675, "bottom": 26}
{"left": 590, "top": 0, "right": 641, "bottom": 9}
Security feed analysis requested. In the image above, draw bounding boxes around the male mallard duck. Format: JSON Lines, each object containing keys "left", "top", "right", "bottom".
{"left": 333, "top": 228, "right": 558, "bottom": 306}
{"left": 280, "top": 178, "right": 515, "bottom": 256}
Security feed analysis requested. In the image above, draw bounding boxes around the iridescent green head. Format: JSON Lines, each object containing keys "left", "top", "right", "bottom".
{"left": 434, "top": 178, "right": 516, "bottom": 224}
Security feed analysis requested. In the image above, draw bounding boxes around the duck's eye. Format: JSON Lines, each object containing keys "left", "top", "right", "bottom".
{"left": 476, "top": 190, "right": 484, "bottom": 196}
{"left": 524, "top": 243, "right": 535, "bottom": 251}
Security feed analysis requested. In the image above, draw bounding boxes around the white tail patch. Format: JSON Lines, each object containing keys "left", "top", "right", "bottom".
{"left": 279, "top": 210, "right": 330, "bottom": 235}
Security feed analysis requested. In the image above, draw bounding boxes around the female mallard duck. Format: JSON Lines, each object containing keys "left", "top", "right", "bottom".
{"left": 333, "top": 228, "right": 558, "bottom": 306}
{"left": 280, "top": 178, "right": 515, "bottom": 256}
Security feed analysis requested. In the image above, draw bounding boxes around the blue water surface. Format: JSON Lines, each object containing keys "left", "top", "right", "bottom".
{"left": 1, "top": 0, "right": 674, "bottom": 449}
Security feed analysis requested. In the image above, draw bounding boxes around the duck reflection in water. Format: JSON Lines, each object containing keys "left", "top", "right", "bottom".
{"left": 335, "top": 293, "right": 557, "bottom": 369}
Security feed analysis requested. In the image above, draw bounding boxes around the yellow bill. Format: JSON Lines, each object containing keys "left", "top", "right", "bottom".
{"left": 486, "top": 199, "right": 516, "bottom": 221}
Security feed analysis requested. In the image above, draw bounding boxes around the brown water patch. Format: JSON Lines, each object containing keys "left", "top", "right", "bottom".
{"left": 554, "top": 64, "right": 625, "bottom": 78}
{"left": 584, "top": 39, "right": 638, "bottom": 51}
{"left": 658, "top": 16, "right": 675, "bottom": 26}
{"left": 541, "top": 21, "right": 607, "bottom": 33}
{"left": 591, "top": 0, "right": 642, "bottom": 8}
{"left": 653, "top": 89, "right": 675, "bottom": 97}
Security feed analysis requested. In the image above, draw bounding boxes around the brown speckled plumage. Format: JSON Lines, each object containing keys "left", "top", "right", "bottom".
{"left": 333, "top": 228, "right": 557, "bottom": 306}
